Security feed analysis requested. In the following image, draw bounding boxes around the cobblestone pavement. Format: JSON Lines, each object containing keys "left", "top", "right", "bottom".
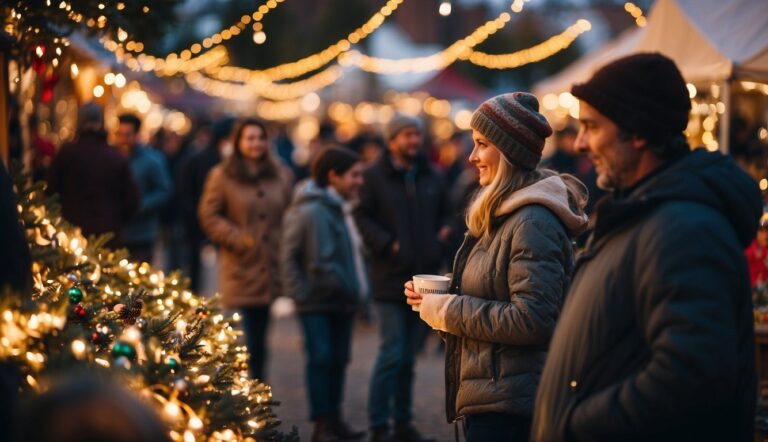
{"left": 266, "top": 309, "right": 456, "bottom": 442}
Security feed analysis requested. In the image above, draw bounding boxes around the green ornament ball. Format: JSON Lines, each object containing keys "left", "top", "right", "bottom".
{"left": 167, "top": 357, "right": 179, "bottom": 369}
{"left": 67, "top": 287, "right": 83, "bottom": 303}
{"left": 112, "top": 341, "right": 137, "bottom": 360}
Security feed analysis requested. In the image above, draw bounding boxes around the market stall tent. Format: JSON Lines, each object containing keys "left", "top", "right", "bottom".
{"left": 536, "top": 0, "right": 768, "bottom": 93}
{"left": 533, "top": 0, "right": 768, "bottom": 151}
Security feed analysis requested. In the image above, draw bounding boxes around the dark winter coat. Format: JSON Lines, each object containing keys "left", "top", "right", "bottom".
{"left": 531, "top": 149, "right": 761, "bottom": 442}
{"left": 180, "top": 146, "right": 220, "bottom": 243}
{"left": 280, "top": 181, "right": 361, "bottom": 314}
{"left": 419, "top": 176, "right": 588, "bottom": 422}
{"left": 0, "top": 162, "right": 31, "bottom": 293}
{"left": 48, "top": 131, "right": 139, "bottom": 246}
{"left": 353, "top": 153, "right": 451, "bottom": 303}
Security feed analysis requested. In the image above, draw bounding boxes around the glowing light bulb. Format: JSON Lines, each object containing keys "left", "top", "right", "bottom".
{"left": 439, "top": 1, "right": 451, "bottom": 16}
{"left": 253, "top": 31, "right": 266, "bottom": 44}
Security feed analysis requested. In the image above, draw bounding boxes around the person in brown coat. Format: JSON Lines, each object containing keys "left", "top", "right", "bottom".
{"left": 198, "top": 118, "right": 293, "bottom": 380}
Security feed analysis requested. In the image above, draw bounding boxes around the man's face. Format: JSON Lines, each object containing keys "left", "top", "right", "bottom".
{"left": 115, "top": 122, "right": 138, "bottom": 153}
{"left": 575, "top": 101, "right": 642, "bottom": 191}
{"left": 329, "top": 162, "right": 365, "bottom": 201}
{"left": 388, "top": 126, "right": 423, "bottom": 162}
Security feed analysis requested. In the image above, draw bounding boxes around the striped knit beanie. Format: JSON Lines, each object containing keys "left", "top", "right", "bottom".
{"left": 470, "top": 92, "right": 553, "bottom": 170}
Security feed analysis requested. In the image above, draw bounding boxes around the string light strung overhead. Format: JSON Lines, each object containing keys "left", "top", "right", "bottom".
{"left": 206, "top": 0, "right": 409, "bottom": 83}
{"left": 624, "top": 2, "right": 647, "bottom": 27}
{"left": 467, "top": 19, "right": 592, "bottom": 69}
{"left": 439, "top": 1, "right": 452, "bottom": 17}
{"left": 189, "top": 19, "right": 591, "bottom": 103}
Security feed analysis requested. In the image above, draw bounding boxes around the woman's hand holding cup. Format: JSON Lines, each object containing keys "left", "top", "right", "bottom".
{"left": 404, "top": 281, "right": 422, "bottom": 311}
{"left": 406, "top": 275, "right": 450, "bottom": 312}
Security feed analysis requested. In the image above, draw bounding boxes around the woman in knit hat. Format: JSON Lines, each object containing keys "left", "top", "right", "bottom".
{"left": 404, "top": 92, "right": 589, "bottom": 441}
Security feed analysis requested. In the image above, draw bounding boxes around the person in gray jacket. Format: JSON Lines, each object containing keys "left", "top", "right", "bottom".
{"left": 405, "top": 92, "right": 589, "bottom": 441}
{"left": 281, "top": 147, "right": 368, "bottom": 442}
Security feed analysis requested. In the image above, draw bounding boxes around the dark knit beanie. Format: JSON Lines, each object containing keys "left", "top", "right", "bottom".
{"left": 470, "top": 92, "right": 553, "bottom": 170}
{"left": 571, "top": 52, "right": 691, "bottom": 143}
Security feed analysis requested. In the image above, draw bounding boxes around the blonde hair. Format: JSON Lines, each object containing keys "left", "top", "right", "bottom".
{"left": 466, "top": 157, "right": 588, "bottom": 238}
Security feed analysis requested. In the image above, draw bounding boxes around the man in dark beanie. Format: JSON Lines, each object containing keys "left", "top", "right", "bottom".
{"left": 355, "top": 114, "right": 450, "bottom": 442}
{"left": 532, "top": 52, "right": 761, "bottom": 441}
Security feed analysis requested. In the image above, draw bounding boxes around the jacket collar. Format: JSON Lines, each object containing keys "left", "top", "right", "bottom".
{"left": 379, "top": 150, "right": 428, "bottom": 178}
{"left": 591, "top": 152, "right": 687, "bottom": 243}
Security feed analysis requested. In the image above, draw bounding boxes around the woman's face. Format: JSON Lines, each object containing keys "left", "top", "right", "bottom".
{"left": 469, "top": 129, "right": 502, "bottom": 186}
{"left": 238, "top": 124, "right": 269, "bottom": 161}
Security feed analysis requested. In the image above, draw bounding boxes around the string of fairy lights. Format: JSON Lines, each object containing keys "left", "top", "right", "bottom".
{"left": 187, "top": 20, "right": 591, "bottom": 106}
{"left": 466, "top": 19, "right": 591, "bottom": 69}
{"left": 624, "top": 2, "right": 647, "bottom": 27}
{"left": 87, "top": 0, "right": 592, "bottom": 105}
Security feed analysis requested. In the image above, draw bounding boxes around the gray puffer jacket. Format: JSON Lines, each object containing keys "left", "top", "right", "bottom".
{"left": 280, "top": 181, "right": 361, "bottom": 314}
{"left": 418, "top": 175, "right": 588, "bottom": 422}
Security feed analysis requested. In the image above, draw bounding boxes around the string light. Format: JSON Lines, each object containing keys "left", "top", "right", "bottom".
{"left": 106, "top": 44, "right": 229, "bottom": 76}
{"left": 122, "top": 0, "right": 284, "bottom": 58}
{"left": 466, "top": 19, "right": 591, "bottom": 69}
{"left": 184, "top": 66, "right": 335, "bottom": 104}
{"left": 252, "top": 31, "right": 267, "bottom": 45}
{"left": 339, "top": 10, "right": 518, "bottom": 74}
{"left": 208, "top": 0, "right": 409, "bottom": 83}
{"left": 624, "top": 2, "right": 647, "bottom": 27}
{"left": 439, "top": 1, "right": 452, "bottom": 16}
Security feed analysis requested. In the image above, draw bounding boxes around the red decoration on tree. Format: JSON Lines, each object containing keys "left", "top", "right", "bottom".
{"left": 31, "top": 44, "right": 46, "bottom": 75}
{"left": 40, "top": 73, "right": 60, "bottom": 104}
{"left": 73, "top": 303, "right": 87, "bottom": 318}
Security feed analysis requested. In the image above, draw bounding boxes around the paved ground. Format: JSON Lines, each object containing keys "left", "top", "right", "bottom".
{"left": 189, "top": 248, "right": 456, "bottom": 441}
{"left": 265, "top": 304, "right": 456, "bottom": 442}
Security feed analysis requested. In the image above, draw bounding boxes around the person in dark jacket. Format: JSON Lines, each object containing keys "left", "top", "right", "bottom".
{"left": 115, "top": 114, "right": 172, "bottom": 263}
{"left": 48, "top": 102, "right": 139, "bottom": 247}
{"left": 531, "top": 53, "right": 762, "bottom": 442}
{"left": 354, "top": 114, "right": 451, "bottom": 442}
{"left": 405, "top": 93, "right": 589, "bottom": 442}
{"left": 281, "top": 147, "right": 368, "bottom": 442}
{"left": 179, "top": 117, "right": 235, "bottom": 291}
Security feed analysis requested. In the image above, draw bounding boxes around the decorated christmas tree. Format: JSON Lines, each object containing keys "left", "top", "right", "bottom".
{"left": 1, "top": 165, "right": 297, "bottom": 442}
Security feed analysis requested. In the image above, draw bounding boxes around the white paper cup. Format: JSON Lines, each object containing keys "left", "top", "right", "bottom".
{"left": 411, "top": 274, "right": 450, "bottom": 311}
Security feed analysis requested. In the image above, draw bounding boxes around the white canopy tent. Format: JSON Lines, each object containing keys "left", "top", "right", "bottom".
{"left": 533, "top": 0, "right": 768, "bottom": 151}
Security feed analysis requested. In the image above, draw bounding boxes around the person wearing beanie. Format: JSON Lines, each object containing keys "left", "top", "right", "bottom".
{"left": 404, "top": 92, "right": 589, "bottom": 441}
{"left": 532, "top": 53, "right": 761, "bottom": 442}
{"left": 355, "top": 113, "right": 450, "bottom": 442}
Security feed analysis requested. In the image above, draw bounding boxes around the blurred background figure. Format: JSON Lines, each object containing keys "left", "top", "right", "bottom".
{"left": 115, "top": 114, "right": 172, "bottom": 264}
{"left": 347, "top": 132, "right": 385, "bottom": 167}
{"left": 541, "top": 126, "right": 583, "bottom": 177}
{"left": 198, "top": 118, "right": 293, "bottom": 381}
{"left": 747, "top": 213, "right": 768, "bottom": 289}
{"left": 47, "top": 102, "right": 139, "bottom": 248}
{"left": 12, "top": 377, "right": 171, "bottom": 442}
{"left": 153, "top": 128, "right": 193, "bottom": 274}
{"left": 28, "top": 114, "right": 55, "bottom": 183}
{"left": 179, "top": 117, "right": 236, "bottom": 292}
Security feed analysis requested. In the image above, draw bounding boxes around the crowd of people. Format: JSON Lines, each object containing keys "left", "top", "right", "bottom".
{"left": 2, "top": 52, "right": 764, "bottom": 442}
